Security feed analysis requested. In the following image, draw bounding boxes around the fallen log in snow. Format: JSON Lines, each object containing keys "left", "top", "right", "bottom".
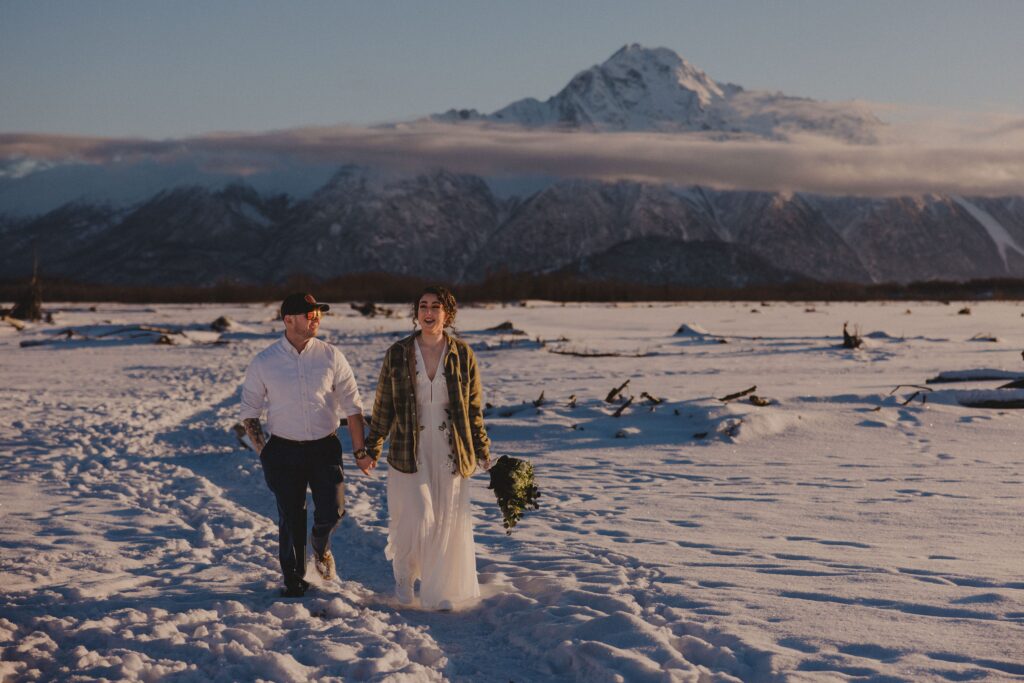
{"left": 925, "top": 369, "right": 1022, "bottom": 384}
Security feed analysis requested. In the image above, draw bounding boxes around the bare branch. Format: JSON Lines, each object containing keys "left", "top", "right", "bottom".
{"left": 605, "top": 380, "right": 630, "bottom": 403}
{"left": 718, "top": 385, "right": 756, "bottom": 402}
{"left": 612, "top": 396, "right": 634, "bottom": 417}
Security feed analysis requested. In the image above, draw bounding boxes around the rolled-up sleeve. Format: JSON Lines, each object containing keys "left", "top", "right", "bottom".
{"left": 239, "top": 360, "right": 267, "bottom": 421}
{"left": 333, "top": 352, "right": 364, "bottom": 418}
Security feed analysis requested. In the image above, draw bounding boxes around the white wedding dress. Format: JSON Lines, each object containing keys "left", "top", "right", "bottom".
{"left": 385, "top": 340, "right": 480, "bottom": 609}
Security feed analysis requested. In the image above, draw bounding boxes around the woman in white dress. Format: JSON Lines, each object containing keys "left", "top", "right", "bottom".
{"left": 363, "top": 286, "right": 491, "bottom": 610}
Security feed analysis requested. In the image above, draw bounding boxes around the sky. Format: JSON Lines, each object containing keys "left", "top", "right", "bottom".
{"left": 2, "top": 1, "right": 1023, "bottom": 200}
{"left": 2, "top": 0, "right": 1023, "bottom": 138}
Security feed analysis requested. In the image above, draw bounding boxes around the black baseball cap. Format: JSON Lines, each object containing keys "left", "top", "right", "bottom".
{"left": 280, "top": 292, "right": 330, "bottom": 317}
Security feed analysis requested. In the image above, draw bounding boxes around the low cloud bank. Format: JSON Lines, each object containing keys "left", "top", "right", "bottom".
{"left": 3, "top": 114, "right": 1024, "bottom": 197}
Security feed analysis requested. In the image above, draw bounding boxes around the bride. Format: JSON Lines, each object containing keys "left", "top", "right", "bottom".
{"left": 359, "top": 285, "right": 491, "bottom": 610}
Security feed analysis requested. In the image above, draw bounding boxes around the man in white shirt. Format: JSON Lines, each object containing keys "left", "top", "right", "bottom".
{"left": 240, "top": 292, "right": 375, "bottom": 597}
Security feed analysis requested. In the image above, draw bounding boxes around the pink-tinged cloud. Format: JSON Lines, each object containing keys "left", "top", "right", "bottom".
{"left": 3, "top": 118, "right": 1024, "bottom": 197}
{"left": 0, "top": 133, "right": 182, "bottom": 162}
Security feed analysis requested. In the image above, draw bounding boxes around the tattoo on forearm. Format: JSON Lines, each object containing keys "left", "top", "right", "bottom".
{"left": 243, "top": 418, "right": 267, "bottom": 453}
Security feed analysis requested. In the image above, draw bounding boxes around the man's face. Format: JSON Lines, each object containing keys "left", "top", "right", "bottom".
{"left": 284, "top": 309, "right": 321, "bottom": 340}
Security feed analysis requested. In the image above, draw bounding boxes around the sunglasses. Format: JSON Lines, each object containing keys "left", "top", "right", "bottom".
{"left": 303, "top": 309, "right": 322, "bottom": 321}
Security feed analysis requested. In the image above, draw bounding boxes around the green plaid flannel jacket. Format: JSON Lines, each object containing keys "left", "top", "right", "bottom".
{"left": 366, "top": 331, "right": 490, "bottom": 478}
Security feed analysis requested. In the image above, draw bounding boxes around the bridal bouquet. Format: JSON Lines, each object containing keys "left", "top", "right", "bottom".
{"left": 487, "top": 455, "right": 540, "bottom": 535}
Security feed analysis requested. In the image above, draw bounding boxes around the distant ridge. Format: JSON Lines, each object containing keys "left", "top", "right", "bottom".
{"left": 4, "top": 166, "right": 1024, "bottom": 288}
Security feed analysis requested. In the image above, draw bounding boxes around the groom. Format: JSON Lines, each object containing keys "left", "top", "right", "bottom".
{"left": 240, "top": 292, "right": 374, "bottom": 597}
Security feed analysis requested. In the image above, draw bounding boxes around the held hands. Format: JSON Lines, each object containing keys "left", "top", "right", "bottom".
{"left": 353, "top": 446, "right": 376, "bottom": 476}
{"left": 356, "top": 456, "right": 377, "bottom": 476}
{"left": 348, "top": 416, "right": 374, "bottom": 476}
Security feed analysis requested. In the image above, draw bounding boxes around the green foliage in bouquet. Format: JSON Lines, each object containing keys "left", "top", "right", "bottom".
{"left": 487, "top": 455, "right": 540, "bottom": 534}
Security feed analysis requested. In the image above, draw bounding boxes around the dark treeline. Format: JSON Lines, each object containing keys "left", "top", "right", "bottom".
{"left": 6, "top": 272, "right": 1024, "bottom": 305}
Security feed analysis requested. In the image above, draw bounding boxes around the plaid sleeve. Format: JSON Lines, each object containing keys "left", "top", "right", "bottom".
{"left": 465, "top": 346, "right": 491, "bottom": 462}
{"left": 366, "top": 347, "right": 395, "bottom": 462}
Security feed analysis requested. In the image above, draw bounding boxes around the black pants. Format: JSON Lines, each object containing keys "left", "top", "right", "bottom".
{"left": 260, "top": 433, "right": 345, "bottom": 589}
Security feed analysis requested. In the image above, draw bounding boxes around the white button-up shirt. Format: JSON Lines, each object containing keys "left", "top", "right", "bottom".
{"left": 240, "top": 336, "right": 363, "bottom": 441}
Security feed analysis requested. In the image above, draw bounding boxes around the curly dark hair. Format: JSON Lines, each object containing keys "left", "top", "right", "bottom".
{"left": 412, "top": 285, "right": 457, "bottom": 329}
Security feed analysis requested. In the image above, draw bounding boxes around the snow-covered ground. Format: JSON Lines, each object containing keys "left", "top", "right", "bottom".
{"left": 2, "top": 300, "right": 1023, "bottom": 682}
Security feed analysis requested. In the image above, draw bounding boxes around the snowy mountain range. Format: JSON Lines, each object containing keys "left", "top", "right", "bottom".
{"left": 432, "top": 44, "right": 882, "bottom": 143}
{"left": 4, "top": 165, "right": 1024, "bottom": 288}
{"left": 2, "top": 45, "right": 1022, "bottom": 289}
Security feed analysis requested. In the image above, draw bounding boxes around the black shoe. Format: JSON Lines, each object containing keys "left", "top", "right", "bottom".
{"left": 281, "top": 579, "right": 310, "bottom": 598}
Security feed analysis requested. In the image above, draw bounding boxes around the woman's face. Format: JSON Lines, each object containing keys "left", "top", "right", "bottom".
{"left": 417, "top": 293, "right": 447, "bottom": 335}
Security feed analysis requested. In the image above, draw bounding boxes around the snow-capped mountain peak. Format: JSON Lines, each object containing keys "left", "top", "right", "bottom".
{"left": 598, "top": 43, "right": 725, "bottom": 107}
{"left": 481, "top": 43, "right": 729, "bottom": 132}
{"left": 433, "top": 44, "right": 881, "bottom": 142}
